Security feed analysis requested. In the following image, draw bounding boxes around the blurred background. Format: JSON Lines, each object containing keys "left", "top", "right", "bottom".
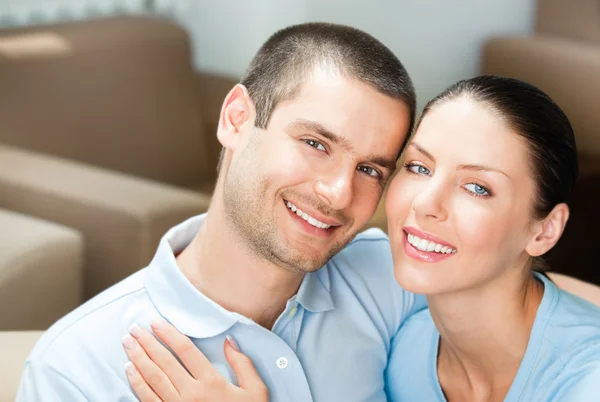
{"left": 0, "top": 0, "right": 598, "bottom": 398}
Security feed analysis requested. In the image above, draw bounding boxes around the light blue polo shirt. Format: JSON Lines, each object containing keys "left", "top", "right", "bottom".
{"left": 385, "top": 273, "right": 600, "bottom": 401}
{"left": 17, "top": 214, "right": 426, "bottom": 401}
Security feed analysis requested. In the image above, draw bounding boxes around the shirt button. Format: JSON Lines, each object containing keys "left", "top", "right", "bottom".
{"left": 276, "top": 357, "right": 288, "bottom": 369}
{"left": 288, "top": 305, "right": 298, "bottom": 318}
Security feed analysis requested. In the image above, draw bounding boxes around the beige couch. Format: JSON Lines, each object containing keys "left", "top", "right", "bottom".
{"left": 0, "top": 331, "right": 42, "bottom": 402}
{"left": 0, "top": 15, "right": 235, "bottom": 300}
{"left": 0, "top": 209, "right": 82, "bottom": 331}
{"left": 0, "top": 15, "right": 234, "bottom": 399}
{"left": 481, "top": 0, "right": 600, "bottom": 284}
{"left": 0, "top": 15, "right": 225, "bottom": 189}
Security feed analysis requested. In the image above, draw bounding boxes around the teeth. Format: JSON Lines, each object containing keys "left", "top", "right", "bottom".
{"left": 407, "top": 233, "right": 456, "bottom": 254}
{"left": 285, "top": 201, "right": 331, "bottom": 230}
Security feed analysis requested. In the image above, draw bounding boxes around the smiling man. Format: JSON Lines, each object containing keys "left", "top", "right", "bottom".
{"left": 17, "top": 23, "right": 422, "bottom": 401}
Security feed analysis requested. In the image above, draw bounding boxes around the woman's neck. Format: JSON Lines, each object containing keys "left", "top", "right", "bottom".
{"left": 428, "top": 268, "right": 544, "bottom": 401}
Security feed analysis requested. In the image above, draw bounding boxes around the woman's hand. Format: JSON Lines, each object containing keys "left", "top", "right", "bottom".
{"left": 121, "top": 318, "right": 269, "bottom": 402}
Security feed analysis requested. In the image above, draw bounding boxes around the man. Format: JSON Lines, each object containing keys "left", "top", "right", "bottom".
{"left": 18, "top": 22, "right": 418, "bottom": 401}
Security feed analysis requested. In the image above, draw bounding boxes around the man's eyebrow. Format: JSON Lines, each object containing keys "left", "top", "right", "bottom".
{"left": 289, "top": 119, "right": 351, "bottom": 151}
{"left": 366, "top": 155, "right": 397, "bottom": 173}
{"left": 408, "top": 142, "right": 435, "bottom": 161}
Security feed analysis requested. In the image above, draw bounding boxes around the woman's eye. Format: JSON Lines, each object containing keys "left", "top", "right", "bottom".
{"left": 358, "top": 166, "right": 380, "bottom": 178}
{"left": 464, "top": 183, "right": 490, "bottom": 197}
{"left": 305, "top": 139, "right": 326, "bottom": 152}
{"left": 405, "top": 163, "right": 431, "bottom": 176}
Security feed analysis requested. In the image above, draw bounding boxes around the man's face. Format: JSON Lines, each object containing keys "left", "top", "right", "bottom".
{"left": 223, "top": 69, "right": 411, "bottom": 273}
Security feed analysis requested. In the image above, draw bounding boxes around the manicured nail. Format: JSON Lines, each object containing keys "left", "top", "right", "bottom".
{"left": 122, "top": 334, "right": 137, "bottom": 350}
{"left": 226, "top": 334, "right": 240, "bottom": 352}
{"left": 125, "top": 361, "right": 137, "bottom": 377}
{"left": 128, "top": 323, "right": 143, "bottom": 339}
{"left": 151, "top": 318, "right": 166, "bottom": 331}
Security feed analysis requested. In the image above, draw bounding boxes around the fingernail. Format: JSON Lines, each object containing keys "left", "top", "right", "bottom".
{"left": 125, "top": 361, "right": 137, "bottom": 377}
{"left": 128, "top": 323, "right": 143, "bottom": 339}
{"left": 122, "top": 334, "right": 137, "bottom": 350}
{"left": 150, "top": 318, "right": 166, "bottom": 331}
{"left": 226, "top": 334, "right": 240, "bottom": 352}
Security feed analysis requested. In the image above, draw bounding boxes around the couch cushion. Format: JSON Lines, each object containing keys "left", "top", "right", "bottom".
{"left": 0, "top": 330, "right": 43, "bottom": 402}
{"left": 0, "top": 209, "right": 83, "bottom": 330}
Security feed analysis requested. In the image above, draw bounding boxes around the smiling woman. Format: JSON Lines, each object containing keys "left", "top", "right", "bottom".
{"left": 385, "top": 76, "right": 600, "bottom": 402}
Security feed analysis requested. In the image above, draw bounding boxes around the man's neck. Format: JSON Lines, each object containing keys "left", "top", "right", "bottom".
{"left": 429, "top": 267, "right": 544, "bottom": 401}
{"left": 176, "top": 196, "right": 305, "bottom": 330}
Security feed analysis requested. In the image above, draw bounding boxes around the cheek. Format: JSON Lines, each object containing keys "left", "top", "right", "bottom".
{"left": 352, "top": 184, "right": 382, "bottom": 220}
{"left": 385, "top": 174, "right": 419, "bottom": 223}
{"left": 259, "top": 138, "right": 313, "bottom": 183}
{"left": 451, "top": 198, "right": 523, "bottom": 259}
{"left": 454, "top": 202, "right": 499, "bottom": 249}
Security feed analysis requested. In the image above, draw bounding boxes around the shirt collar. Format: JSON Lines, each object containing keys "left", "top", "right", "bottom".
{"left": 296, "top": 270, "right": 335, "bottom": 313}
{"left": 144, "top": 214, "right": 335, "bottom": 338}
{"left": 145, "top": 215, "right": 243, "bottom": 339}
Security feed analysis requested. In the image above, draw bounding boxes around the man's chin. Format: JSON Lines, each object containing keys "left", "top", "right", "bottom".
{"left": 263, "top": 240, "right": 336, "bottom": 273}
{"left": 274, "top": 250, "right": 331, "bottom": 273}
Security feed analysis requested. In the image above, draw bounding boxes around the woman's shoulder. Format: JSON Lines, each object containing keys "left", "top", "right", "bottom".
{"left": 540, "top": 285, "right": 600, "bottom": 373}
{"left": 386, "top": 308, "right": 441, "bottom": 401}
{"left": 548, "top": 285, "right": 600, "bottom": 342}
{"left": 395, "top": 307, "right": 434, "bottom": 333}
{"left": 392, "top": 308, "right": 436, "bottom": 348}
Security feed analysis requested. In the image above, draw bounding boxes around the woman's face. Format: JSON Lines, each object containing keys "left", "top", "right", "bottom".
{"left": 386, "top": 97, "right": 540, "bottom": 295}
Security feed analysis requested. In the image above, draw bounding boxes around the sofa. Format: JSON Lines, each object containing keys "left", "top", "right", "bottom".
{"left": 481, "top": 0, "right": 600, "bottom": 284}
{"left": 0, "top": 15, "right": 237, "bottom": 300}
{"left": 0, "top": 15, "right": 236, "bottom": 400}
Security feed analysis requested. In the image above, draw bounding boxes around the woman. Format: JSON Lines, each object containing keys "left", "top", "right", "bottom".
{"left": 383, "top": 75, "right": 600, "bottom": 401}
{"left": 123, "top": 76, "right": 600, "bottom": 401}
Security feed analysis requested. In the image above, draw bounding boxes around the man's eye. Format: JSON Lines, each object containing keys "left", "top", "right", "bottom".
{"left": 305, "top": 139, "right": 326, "bottom": 152}
{"left": 358, "top": 166, "right": 380, "bottom": 178}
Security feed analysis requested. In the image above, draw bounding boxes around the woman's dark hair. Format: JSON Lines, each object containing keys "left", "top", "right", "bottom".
{"left": 417, "top": 75, "right": 578, "bottom": 219}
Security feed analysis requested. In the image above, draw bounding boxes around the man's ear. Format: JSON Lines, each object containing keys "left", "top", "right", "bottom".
{"left": 217, "top": 84, "right": 255, "bottom": 151}
{"left": 525, "top": 203, "right": 570, "bottom": 257}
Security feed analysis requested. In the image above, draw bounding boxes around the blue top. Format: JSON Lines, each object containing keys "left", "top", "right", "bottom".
{"left": 17, "top": 214, "right": 426, "bottom": 402}
{"left": 385, "top": 273, "right": 600, "bottom": 401}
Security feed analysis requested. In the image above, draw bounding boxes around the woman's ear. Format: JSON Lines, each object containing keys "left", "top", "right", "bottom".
{"left": 525, "top": 203, "right": 570, "bottom": 257}
{"left": 217, "top": 84, "right": 256, "bottom": 151}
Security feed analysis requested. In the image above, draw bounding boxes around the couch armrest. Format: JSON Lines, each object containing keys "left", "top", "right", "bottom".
{"left": 0, "top": 145, "right": 210, "bottom": 299}
{"left": 0, "top": 330, "right": 43, "bottom": 402}
{"left": 482, "top": 35, "right": 600, "bottom": 157}
{"left": 0, "top": 210, "right": 83, "bottom": 330}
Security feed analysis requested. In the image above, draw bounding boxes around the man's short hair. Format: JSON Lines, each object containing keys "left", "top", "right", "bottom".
{"left": 242, "top": 22, "right": 416, "bottom": 133}
{"left": 217, "top": 23, "right": 416, "bottom": 173}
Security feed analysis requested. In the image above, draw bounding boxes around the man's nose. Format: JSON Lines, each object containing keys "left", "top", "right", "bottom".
{"left": 314, "top": 168, "right": 354, "bottom": 211}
